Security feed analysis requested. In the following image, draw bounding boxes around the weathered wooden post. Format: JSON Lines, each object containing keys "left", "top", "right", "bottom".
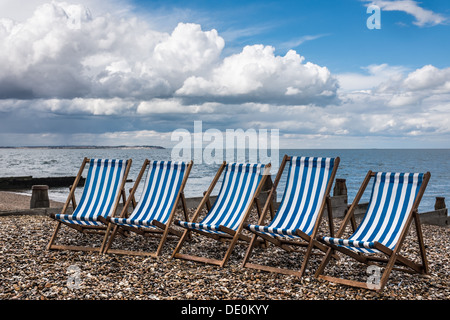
{"left": 435, "top": 197, "right": 446, "bottom": 210}
{"left": 331, "top": 178, "right": 349, "bottom": 218}
{"left": 259, "top": 174, "right": 275, "bottom": 209}
{"left": 30, "top": 185, "right": 50, "bottom": 209}
{"left": 333, "top": 178, "right": 347, "bottom": 196}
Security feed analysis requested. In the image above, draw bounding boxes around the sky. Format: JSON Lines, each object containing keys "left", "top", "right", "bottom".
{"left": 0, "top": 0, "right": 449, "bottom": 148}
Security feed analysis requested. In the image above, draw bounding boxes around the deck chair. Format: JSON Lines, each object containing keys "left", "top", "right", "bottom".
{"left": 242, "top": 155, "right": 340, "bottom": 277}
{"left": 171, "top": 161, "right": 271, "bottom": 267}
{"left": 103, "top": 160, "right": 193, "bottom": 257}
{"left": 47, "top": 157, "right": 132, "bottom": 253}
{"left": 315, "top": 170, "right": 431, "bottom": 291}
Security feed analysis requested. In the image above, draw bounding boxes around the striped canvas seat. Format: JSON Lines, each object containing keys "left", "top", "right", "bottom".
{"left": 247, "top": 157, "right": 336, "bottom": 239}
{"left": 176, "top": 163, "right": 266, "bottom": 235}
{"left": 54, "top": 159, "right": 128, "bottom": 226}
{"left": 322, "top": 172, "right": 425, "bottom": 254}
{"left": 110, "top": 161, "right": 187, "bottom": 229}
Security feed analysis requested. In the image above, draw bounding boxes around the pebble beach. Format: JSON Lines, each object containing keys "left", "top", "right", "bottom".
{"left": 0, "top": 191, "right": 449, "bottom": 302}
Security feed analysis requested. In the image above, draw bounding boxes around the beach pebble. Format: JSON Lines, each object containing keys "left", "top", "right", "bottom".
{"left": 0, "top": 214, "right": 448, "bottom": 300}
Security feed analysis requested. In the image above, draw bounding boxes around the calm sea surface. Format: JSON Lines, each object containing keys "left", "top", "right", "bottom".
{"left": 0, "top": 148, "right": 448, "bottom": 213}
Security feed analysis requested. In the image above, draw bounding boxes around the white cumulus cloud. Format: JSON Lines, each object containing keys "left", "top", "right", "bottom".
{"left": 0, "top": 1, "right": 337, "bottom": 112}
{"left": 176, "top": 45, "right": 338, "bottom": 105}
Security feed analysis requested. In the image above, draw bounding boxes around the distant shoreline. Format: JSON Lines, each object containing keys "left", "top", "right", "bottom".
{"left": 0, "top": 145, "right": 165, "bottom": 150}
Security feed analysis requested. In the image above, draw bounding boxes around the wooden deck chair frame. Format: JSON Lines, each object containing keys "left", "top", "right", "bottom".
{"left": 315, "top": 170, "right": 431, "bottom": 291}
{"left": 102, "top": 160, "right": 193, "bottom": 257}
{"left": 171, "top": 161, "right": 272, "bottom": 267}
{"left": 47, "top": 157, "right": 132, "bottom": 253}
{"left": 241, "top": 155, "right": 340, "bottom": 277}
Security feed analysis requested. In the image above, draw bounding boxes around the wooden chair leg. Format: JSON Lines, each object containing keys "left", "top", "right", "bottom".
{"left": 315, "top": 247, "right": 335, "bottom": 278}
{"left": 103, "top": 225, "right": 119, "bottom": 254}
{"left": 298, "top": 241, "right": 315, "bottom": 276}
{"left": 171, "top": 229, "right": 190, "bottom": 259}
{"left": 220, "top": 233, "right": 241, "bottom": 267}
{"left": 47, "top": 221, "right": 62, "bottom": 250}
{"left": 100, "top": 223, "right": 114, "bottom": 254}
{"left": 414, "top": 212, "right": 429, "bottom": 274}
{"left": 241, "top": 233, "right": 259, "bottom": 267}
{"left": 155, "top": 226, "right": 171, "bottom": 257}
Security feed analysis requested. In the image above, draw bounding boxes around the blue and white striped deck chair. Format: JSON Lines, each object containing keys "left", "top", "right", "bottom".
{"left": 47, "top": 157, "right": 132, "bottom": 252}
{"left": 103, "top": 160, "right": 193, "bottom": 257}
{"left": 316, "top": 170, "right": 431, "bottom": 291}
{"left": 242, "top": 155, "right": 340, "bottom": 277}
{"left": 172, "top": 161, "right": 272, "bottom": 267}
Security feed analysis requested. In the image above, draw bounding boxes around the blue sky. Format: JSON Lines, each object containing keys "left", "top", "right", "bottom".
{"left": 0, "top": 0, "right": 449, "bottom": 148}
{"left": 129, "top": 0, "right": 450, "bottom": 71}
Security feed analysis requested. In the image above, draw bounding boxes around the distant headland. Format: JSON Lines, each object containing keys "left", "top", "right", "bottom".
{"left": 0, "top": 145, "right": 165, "bottom": 149}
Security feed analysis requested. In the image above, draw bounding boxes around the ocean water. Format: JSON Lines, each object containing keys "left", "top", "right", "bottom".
{"left": 0, "top": 148, "right": 448, "bottom": 213}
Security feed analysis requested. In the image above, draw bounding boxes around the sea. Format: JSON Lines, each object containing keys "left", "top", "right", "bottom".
{"left": 0, "top": 147, "right": 448, "bottom": 214}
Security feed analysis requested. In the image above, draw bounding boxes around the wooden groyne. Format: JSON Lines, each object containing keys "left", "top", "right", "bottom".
{"left": 0, "top": 176, "right": 85, "bottom": 190}
{"left": 419, "top": 196, "right": 449, "bottom": 227}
